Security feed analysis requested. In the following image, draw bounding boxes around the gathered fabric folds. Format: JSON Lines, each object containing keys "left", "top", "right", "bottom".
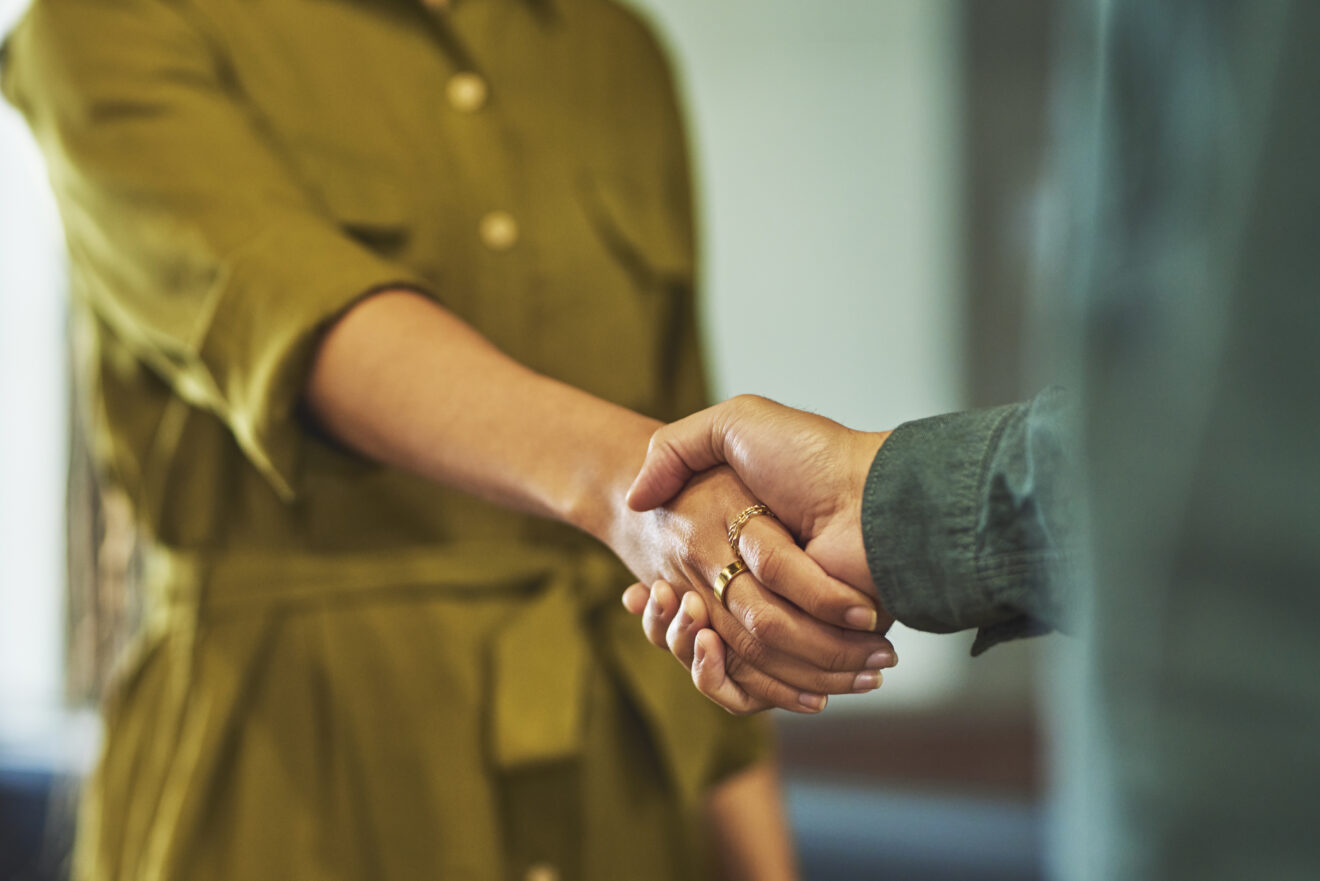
{"left": 78, "top": 542, "right": 767, "bottom": 881}
{"left": 0, "top": 0, "right": 774, "bottom": 876}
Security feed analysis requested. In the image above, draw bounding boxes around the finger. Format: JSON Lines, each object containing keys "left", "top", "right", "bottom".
{"left": 737, "top": 516, "right": 880, "bottom": 631}
{"left": 626, "top": 409, "right": 726, "bottom": 512}
{"left": 691, "top": 629, "right": 778, "bottom": 715}
{"left": 622, "top": 582, "right": 650, "bottom": 616}
{"left": 666, "top": 589, "right": 711, "bottom": 669}
{"left": 714, "top": 569, "right": 897, "bottom": 674}
{"left": 694, "top": 630, "right": 831, "bottom": 714}
{"left": 642, "top": 580, "right": 680, "bottom": 649}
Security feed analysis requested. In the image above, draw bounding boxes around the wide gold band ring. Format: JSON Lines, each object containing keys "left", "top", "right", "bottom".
{"left": 727, "top": 504, "right": 777, "bottom": 555}
{"left": 713, "top": 559, "right": 751, "bottom": 610}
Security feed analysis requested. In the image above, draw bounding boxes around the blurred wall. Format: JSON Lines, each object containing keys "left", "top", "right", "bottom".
{"left": 0, "top": 0, "right": 70, "bottom": 766}
{"left": 628, "top": 0, "right": 1021, "bottom": 711}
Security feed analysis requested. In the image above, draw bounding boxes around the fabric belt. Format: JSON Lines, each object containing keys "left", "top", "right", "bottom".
{"left": 139, "top": 541, "right": 716, "bottom": 805}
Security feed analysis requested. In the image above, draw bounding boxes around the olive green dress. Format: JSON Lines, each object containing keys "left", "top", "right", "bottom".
{"left": 1, "top": 0, "right": 770, "bottom": 878}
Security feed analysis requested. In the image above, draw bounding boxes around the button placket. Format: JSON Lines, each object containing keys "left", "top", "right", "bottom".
{"left": 446, "top": 70, "right": 489, "bottom": 113}
{"left": 524, "top": 864, "right": 559, "bottom": 881}
{"left": 420, "top": 4, "right": 516, "bottom": 253}
{"left": 478, "top": 209, "right": 519, "bottom": 251}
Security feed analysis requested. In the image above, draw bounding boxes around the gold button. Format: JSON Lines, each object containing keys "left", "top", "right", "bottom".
{"left": 446, "top": 72, "right": 488, "bottom": 113}
{"left": 524, "top": 865, "right": 559, "bottom": 881}
{"left": 479, "top": 210, "right": 519, "bottom": 251}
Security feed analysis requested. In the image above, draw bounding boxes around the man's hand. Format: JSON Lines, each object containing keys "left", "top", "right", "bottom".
{"left": 627, "top": 394, "right": 890, "bottom": 599}
{"left": 607, "top": 464, "right": 896, "bottom": 713}
{"left": 621, "top": 395, "right": 898, "bottom": 714}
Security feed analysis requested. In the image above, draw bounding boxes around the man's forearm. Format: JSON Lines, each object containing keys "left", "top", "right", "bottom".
{"left": 863, "top": 388, "right": 1077, "bottom": 653}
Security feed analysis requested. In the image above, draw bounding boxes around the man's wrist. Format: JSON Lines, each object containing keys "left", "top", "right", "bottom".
{"left": 842, "top": 429, "right": 891, "bottom": 594}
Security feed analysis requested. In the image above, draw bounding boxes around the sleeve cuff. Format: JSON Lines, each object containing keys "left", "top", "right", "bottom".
{"left": 196, "top": 220, "right": 435, "bottom": 501}
{"left": 862, "top": 402, "right": 1051, "bottom": 654}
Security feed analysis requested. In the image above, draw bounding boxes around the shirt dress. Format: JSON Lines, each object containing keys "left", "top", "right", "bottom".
{"left": 1, "top": 0, "right": 771, "bottom": 878}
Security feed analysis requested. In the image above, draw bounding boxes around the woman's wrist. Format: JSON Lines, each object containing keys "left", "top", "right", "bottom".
{"left": 561, "top": 411, "right": 660, "bottom": 546}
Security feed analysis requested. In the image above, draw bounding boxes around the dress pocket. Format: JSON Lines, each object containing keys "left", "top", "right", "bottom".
{"left": 288, "top": 144, "right": 415, "bottom": 251}
{"left": 575, "top": 171, "right": 693, "bottom": 296}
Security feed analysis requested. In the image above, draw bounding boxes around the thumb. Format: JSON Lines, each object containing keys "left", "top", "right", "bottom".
{"left": 625, "top": 410, "right": 727, "bottom": 511}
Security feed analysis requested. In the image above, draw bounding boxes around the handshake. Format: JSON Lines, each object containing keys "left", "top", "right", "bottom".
{"left": 618, "top": 395, "right": 897, "bottom": 716}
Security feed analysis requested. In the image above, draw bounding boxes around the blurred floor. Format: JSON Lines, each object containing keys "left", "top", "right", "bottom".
{"left": 0, "top": 769, "right": 69, "bottom": 881}
{"left": 1, "top": 770, "right": 1043, "bottom": 881}
{"left": 786, "top": 777, "right": 1044, "bottom": 881}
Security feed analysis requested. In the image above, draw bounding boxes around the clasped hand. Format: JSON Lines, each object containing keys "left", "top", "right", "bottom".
{"left": 619, "top": 395, "right": 895, "bottom": 715}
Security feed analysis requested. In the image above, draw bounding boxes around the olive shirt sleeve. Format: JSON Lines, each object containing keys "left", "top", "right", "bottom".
{"left": 861, "top": 387, "right": 1078, "bottom": 655}
{"left": 0, "top": 0, "right": 431, "bottom": 501}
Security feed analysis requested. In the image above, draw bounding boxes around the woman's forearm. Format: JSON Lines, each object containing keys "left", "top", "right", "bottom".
{"left": 305, "top": 288, "right": 651, "bottom": 543}
{"left": 306, "top": 288, "right": 897, "bottom": 711}
{"left": 704, "top": 762, "right": 799, "bottom": 881}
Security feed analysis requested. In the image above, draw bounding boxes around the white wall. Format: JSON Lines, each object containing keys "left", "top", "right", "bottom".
{"left": 629, "top": 0, "right": 974, "bottom": 708}
{"left": 0, "top": 0, "right": 74, "bottom": 762}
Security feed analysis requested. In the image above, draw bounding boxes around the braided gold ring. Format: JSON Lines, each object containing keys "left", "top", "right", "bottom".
{"left": 727, "top": 504, "right": 777, "bottom": 555}
{"left": 713, "top": 559, "right": 751, "bottom": 610}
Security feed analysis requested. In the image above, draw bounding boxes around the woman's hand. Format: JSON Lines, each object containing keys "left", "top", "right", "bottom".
{"left": 603, "top": 465, "right": 896, "bottom": 714}
{"left": 623, "top": 580, "right": 840, "bottom": 715}
{"left": 305, "top": 292, "right": 891, "bottom": 712}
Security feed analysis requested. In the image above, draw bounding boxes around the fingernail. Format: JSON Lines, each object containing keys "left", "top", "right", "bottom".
{"left": 852, "top": 670, "right": 881, "bottom": 692}
{"left": 844, "top": 606, "right": 878, "bottom": 630}
{"left": 675, "top": 607, "right": 693, "bottom": 631}
{"left": 799, "top": 693, "right": 827, "bottom": 711}
{"left": 866, "top": 649, "right": 897, "bottom": 669}
{"left": 694, "top": 640, "right": 706, "bottom": 664}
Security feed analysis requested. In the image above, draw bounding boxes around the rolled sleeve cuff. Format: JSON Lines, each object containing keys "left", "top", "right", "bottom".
{"left": 862, "top": 402, "right": 1048, "bottom": 655}
{"left": 195, "top": 221, "right": 434, "bottom": 501}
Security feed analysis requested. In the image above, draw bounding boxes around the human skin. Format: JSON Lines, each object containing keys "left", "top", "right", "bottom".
{"left": 305, "top": 294, "right": 895, "bottom": 876}
{"left": 705, "top": 762, "right": 801, "bottom": 881}
{"left": 623, "top": 395, "right": 892, "bottom": 713}
{"left": 307, "top": 293, "right": 897, "bottom": 708}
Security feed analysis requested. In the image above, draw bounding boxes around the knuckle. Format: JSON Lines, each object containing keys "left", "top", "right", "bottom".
{"left": 742, "top": 606, "right": 783, "bottom": 645}
{"left": 753, "top": 539, "right": 788, "bottom": 587}
{"left": 728, "top": 393, "right": 758, "bottom": 412}
{"left": 723, "top": 642, "right": 766, "bottom": 680}
{"left": 822, "top": 642, "right": 864, "bottom": 673}
{"left": 731, "top": 393, "right": 769, "bottom": 413}
{"left": 723, "top": 646, "right": 751, "bottom": 676}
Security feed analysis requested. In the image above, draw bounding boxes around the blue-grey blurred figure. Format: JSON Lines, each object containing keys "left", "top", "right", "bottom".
{"left": 626, "top": 2, "right": 1320, "bottom": 879}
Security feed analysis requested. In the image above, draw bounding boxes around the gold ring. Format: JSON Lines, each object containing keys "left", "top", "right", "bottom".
{"left": 727, "top": 504, "right": 776, "bottom": 555}
{"left": 713, "top": 559, "right": 750, "bottom": 610}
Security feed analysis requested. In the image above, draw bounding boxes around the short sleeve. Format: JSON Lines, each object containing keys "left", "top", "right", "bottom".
{"left": 707, "top": 712, "right": 775, "bottom": 786}
{"left": 1, "top": 0, "right": 433, "bottom": 500}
